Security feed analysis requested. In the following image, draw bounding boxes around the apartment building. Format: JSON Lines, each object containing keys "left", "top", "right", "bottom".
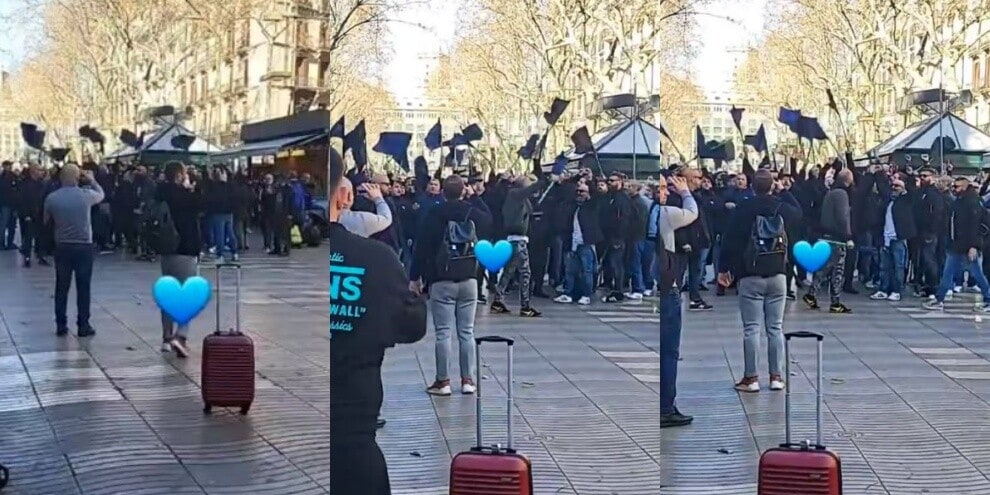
{"left": 0, "top": 70, "right": 21, "bottom": 161}
{"left": 375, "top": 96, "right": 466, "bottom": 165}
{"left": 98, "top": 2, "right": 353, "bottom": 149}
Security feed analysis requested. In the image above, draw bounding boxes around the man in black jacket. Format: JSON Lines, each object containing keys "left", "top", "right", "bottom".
{"left": 600, "top": 172, "right": 634, "bottom": 303}
{"left": 924, "top": 177, "right": 990, "bottom": 312}
{"left": 410, "top": 175, "right": 492, "bottom": 397}
{"left": 0, "top": 161, "right": 17, "bottom": 250}
{"left": 914, "top": 167, "right": 946, "bottom": 297}
{"left": 869, "top": 174, "right": 916, "bottom": 302}
{"left": 15, "top": 165, "right": 46, "bottom": 267}
{"left": 329, "top": 148, "right": 427, "bottom": 495}
{"left": 553, "top": 175, "right": 603, "bottom": 305}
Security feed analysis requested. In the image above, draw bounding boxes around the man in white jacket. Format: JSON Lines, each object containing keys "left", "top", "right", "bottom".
{"left": 657, "top": 174, "right": 698, "bottom": 429}
{"left": 335, "top": 179, "right": 392, "bottom": 238}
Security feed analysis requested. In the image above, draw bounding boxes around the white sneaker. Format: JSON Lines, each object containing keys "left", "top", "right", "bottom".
{"left": 969, "top": 286, "right": 983, "bottom": 293}
{"left": 923, "top": 300, "right": 944, "bottom": 311}
{"left": 734, "top": 378, "right": 760, "bottom": 393}
{"left": 577, "top": 296, "right": 591, "bottom": 305}
{"left": 865, "top": 281, "right": 877, "bottom": 290}
{"left": 554, "top": 294, "right": 573, "bottom": 304}
{"left": 643, "top": 290, "right": 653, "bottom": 297}
{"left": 887, "top": 293, "right": 901, "bottom": 301}
{"left": 945, "top": 291, "right": 954, "bottom": 301}
{"left": 160, "top": 342, "right": 172, "bottom": 353}
{"left": 769, "top": 377, "right": 785, "bottom": 391}
{"left": 625, "top": 292, "right": 644, "bottom": 300}
{"left": 461, "top": 381, "right": 476, "bottom": 395}
{"left": 954, "top": 286, "right": 964, "bottom": 293}
{"left": 426, "top": 381, "right": 452, "bottom": 396}
{"left": 869, "top": 291, "right": 888, "bottom": 300}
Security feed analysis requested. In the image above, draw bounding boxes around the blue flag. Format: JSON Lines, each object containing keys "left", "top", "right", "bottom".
{"left": 797, "top": 116, "right": 828, "bottom": 141}
{"left": 777, "top": 107, "right": 802, "bottom": 133}
{"left": 424, "top": 120, "right": 441, "bottom": 151}
{"left": 461, "top": 123, "right": 484, "bottom": 143}
{"left": 343, "top": 120, "right": 367, "bottom": 170}
{"left": 552, "top": 153, "right": 568, "bottom": 175}
{"left": 329, "top": 116, "right": 345, "bottom": 139}
{"left": 743, "top": 124, "right": 768, "bottom": 153}
{"left": 730, "top": 106, "right": 745, "bottom": 134}
{"left": 372, "top": 132, "right": 412, "bottom": 170}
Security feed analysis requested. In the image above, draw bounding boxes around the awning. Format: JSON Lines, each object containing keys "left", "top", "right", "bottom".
{"left": 216, "top": 132, "right": 326, "bottom": 159}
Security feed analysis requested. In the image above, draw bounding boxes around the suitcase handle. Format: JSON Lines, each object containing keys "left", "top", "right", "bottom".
{"left": 474, "top": 335, "right": 514, "bottom": 452}
{"left": 785, "top": 331, "right": 824, "bottom": 341}
{"left": 476, "top": 336, "right": 514, "bottom": 345}
{"left": 784, "top": 331, "right": 824, "bottom": 448}
{"left": 210, "top": 264, "right": 241, "bottom": 333}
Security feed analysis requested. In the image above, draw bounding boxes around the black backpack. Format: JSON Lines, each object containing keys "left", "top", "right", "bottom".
{"left": 435, "top": 209, "right": 478, "bottom": 282}
{"left": 743, "top": 205, "right": 787, "bottom": 276}
{"left": 145, "top": 201, "right": 180, "bottom": 255}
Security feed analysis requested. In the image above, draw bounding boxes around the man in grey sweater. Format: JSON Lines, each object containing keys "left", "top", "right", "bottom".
{"left": 43, "top": 164, "right": 104, "bottom": 337}
{"left": 804, "top": 169, "right": 854, "bottom": 314}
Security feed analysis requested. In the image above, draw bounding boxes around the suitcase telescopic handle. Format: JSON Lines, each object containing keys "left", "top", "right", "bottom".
{"left": 474, "top": 335, "right": 514, "bottom": 452}
{"left": 212, "top": 264, "right": 242, "bottom": 334}
{"left": 784, "top": 331, "right": 824, "bottom": 448}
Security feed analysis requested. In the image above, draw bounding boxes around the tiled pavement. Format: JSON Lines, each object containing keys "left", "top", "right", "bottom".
{"left": 8, "top": 243, "right": 990, "bottom": 495}
{"left": 0, "top": 246, "right": 660, "bottom": 495}
{"left": 585, "top": 289, "right": 990, "bottom": 495}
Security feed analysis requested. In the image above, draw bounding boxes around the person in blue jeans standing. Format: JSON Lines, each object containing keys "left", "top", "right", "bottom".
{"left": 656, "top": 174, "right": 697, "bottom": 429}
{"left": 925, "top": 177, "right": 990, "bottom": 312}
{"left": 554, "top": 179, "right": 604, "bottom": 305}
{"left": 43, "top": 165, "right": 105, "bottom": 337}
{"left": 870, "top": 176, "right": 916, "bottom": 302}
{"left": 205, "top": 167, "right": 238, "bottom": 262}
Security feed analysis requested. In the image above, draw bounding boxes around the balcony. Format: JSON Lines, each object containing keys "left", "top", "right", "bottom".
{"left": 232, "top": 78, "right": 247, "bottom": 93}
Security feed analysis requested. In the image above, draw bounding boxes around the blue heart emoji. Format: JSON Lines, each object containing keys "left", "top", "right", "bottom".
{"left": 792, "top": 241, "right": 832, "bottom": 273}
{"left": 475, "top": 240, "right": 513, "bottom": 272}
{"left": 153, "top": 276, "right": 211, "bottom": 326}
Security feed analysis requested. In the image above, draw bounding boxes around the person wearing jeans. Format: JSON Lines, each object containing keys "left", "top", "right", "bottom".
{"left": 410, "top": 175, "right": 493, "bottom": 396}
{"left": 926, "top": 177, "right": 990, "bottom": 312}
{"left": 737, "top": 275, "right": 786, "bottom": 391}
{"left": 718, "top": 170, "right": 802, "bottom": 393}
{"left": 656, "top": 174, "right": 698, "bottom": 429}
{"left": 43, "top": 165, "right": 104, "bottom": 336}
{"left": 427, "top": 280, "right": 478, "bottom": 395}
{"left": 870, "top": 174, "right": 916, "bottom": 302}
{"left": 554, "top": 180, "right": 604, "bottom": 305}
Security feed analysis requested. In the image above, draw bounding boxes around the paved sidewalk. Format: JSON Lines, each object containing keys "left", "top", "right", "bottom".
{"left": 0, "top": 248, "right": 662, "bottom": 495}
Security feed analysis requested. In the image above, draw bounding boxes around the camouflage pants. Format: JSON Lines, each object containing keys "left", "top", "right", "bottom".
{"left": 808, "top": 244, "right": 847, "bottom": 305}
{"left": 493, "top": 239, "right": 531, "bottom": 308}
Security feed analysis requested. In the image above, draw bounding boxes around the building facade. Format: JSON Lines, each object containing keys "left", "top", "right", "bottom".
{"left": 374, "top": 96, "right": 466, "bottom": 167}
{"left": 0, "top": 71, "right": 21, "bottom": 161}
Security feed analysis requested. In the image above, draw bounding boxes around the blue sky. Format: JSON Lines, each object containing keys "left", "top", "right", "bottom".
{"left": 0, "top": 0, "right": 33, "bottom": 70}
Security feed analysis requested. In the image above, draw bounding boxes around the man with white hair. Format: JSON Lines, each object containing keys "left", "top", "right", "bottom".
{"left": 43, "top": 164, "right": 105, "bottom": 337}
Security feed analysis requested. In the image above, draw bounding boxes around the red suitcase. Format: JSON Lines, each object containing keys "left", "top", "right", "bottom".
{"left": 758, "top": 331, "right": 841, "bottom": 495}
{"left": 201, "top": 263, "right": 255, "bottom": 415}
{"left": 449, "top": 336, "right": 532, "bottom": 495}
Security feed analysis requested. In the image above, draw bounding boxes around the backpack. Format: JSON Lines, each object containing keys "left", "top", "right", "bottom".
{"left": 145, "top": 201, "right": 179, "bottom": 255}
{"left": 435, "top": 209, "right": 478, "bottom": 282}
{"left": 743, "top": 205, "right": 788, "bottom": 277}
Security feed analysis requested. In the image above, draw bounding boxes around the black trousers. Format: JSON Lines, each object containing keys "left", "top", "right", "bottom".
{"left": 528, "top": 237, "right": 550, "bottom": 292}
{"left": 330, "top": 434, "right": 390, "bottom": 495}
{"left": 18, "top": 217, "right": 37, "bottom": 258}
{"left": 54, "top": 243, "right": 94, "bottom": 328}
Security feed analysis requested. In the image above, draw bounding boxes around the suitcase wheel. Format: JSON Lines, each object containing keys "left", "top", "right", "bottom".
{"left": 203, "top": 404, "right": 212, "bottom": 414}
{"left": 239, "top": 404, "right": 251, "bottom": 415}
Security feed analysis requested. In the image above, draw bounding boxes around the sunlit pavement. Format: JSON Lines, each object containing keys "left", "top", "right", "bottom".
{"left": 7, "top": 246, "right": 987, "bottom": 495}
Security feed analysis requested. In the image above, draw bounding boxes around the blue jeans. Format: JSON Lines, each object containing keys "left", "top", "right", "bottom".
{"left": 630, "top": 239, "right": 656, "bottom": 293}
{"left": 0, "top": 206, "right": 15, "bottom": 248}
{"left": 209, "top": 214, "right": 237, "bottom": 257}
{"left": 936, "top": 252, "right": 990, "bottom": 302}
{"left": 659, "top": 292, "right": 682, "bottom": 415}
{"left": 54, "top": 243, "right": 95, "bottom": 328}
{"left": 880, "top": 240, "right": 908, "bottom": 295}
{"left": 429, "top": 280, "right": 478, "bottom": 382}
{"left": 564, "top": 245, "right": 596, "bottom": 299}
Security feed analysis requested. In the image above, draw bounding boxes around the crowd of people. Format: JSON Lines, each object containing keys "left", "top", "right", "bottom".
{"left": 0, "top": 159, "right": 323, "bottom": 354}
{"left": 329, "top": 150, "right": 990, "bottom": 437}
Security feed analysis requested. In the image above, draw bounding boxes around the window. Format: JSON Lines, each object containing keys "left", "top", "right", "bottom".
{"left": 973, "top": 56, "right": 982, "bottom": 89}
